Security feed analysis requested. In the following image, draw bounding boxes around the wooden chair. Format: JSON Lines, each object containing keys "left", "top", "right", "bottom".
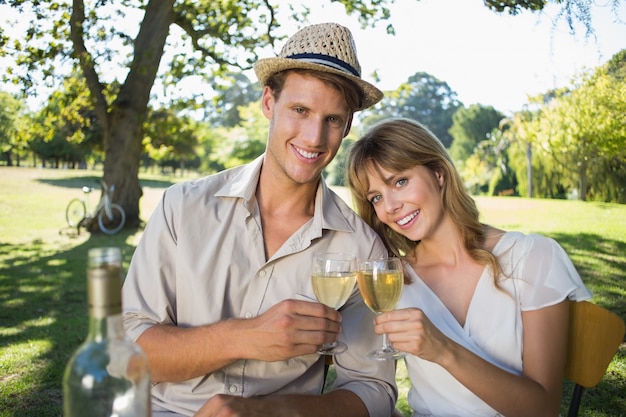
{"left": 564, "top": 301, "right": 625, "bottom": 417}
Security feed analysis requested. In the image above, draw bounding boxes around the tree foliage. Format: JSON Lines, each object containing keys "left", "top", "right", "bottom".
{"left": 449, "top": 104, "right": 505, "bottom": 163}
{"left": 28, "top": 74, "right": 103, "bottom": 168}
{"left": 0, "top": 90, "right": 27, "bottom": 166}
{"left": 505, "top": 50, "right": 626, "bottom": 202}
{"left": 365, "top": 71, "right": 462, "bottom": 147}
{"left": 0, "top": 0, "right": 622, "bottom": 227}
{"left": 484, "top": 0, "right": 622, "bottom": 37}
{"left": 143, "top": 108, "right": 200, "bottom": 173}
{"left": 0, "top": 0, "right": 399, "bottom": 227}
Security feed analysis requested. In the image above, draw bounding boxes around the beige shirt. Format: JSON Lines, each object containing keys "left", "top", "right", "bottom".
{"left": 122, "top": 155, "right": 397, "bottom": 417}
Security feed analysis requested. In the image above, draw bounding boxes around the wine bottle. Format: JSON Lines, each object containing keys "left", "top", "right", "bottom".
{"left": 63, "top": 247, "right": 151, "bottom": 417}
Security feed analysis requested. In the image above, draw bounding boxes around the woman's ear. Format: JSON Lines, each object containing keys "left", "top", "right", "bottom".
{"left": 435, "top": 170, "right": 444, "bottom": 187}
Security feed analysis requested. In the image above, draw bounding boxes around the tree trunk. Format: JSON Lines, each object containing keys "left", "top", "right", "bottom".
{"left": 74, "top": 0, "right": 175, "bottom": 229}
{"left": 102, "top": 110, "right": 144, "bottom": 227}
{"left": 526, "top": 142, "right": 532, "bottom": 198}
{"left": 578, "top": 160, "right": 588, "bottom": 201}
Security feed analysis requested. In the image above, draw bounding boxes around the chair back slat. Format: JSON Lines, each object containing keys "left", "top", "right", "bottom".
{"left": 564, "top": 301, "right": 625, "bottom": 388}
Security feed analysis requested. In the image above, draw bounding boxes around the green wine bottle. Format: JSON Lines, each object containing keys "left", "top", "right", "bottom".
{"left": 63, "top": 247, "right": 151, "bottom": 417}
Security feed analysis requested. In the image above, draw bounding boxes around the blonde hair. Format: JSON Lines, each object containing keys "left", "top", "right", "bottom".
{"left": 347, "top": 118, "right": 502, "bottom": 279}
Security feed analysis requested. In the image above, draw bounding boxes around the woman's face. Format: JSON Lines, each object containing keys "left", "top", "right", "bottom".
{"left": 365, "top": 163, "right": 445, "bottom": 242}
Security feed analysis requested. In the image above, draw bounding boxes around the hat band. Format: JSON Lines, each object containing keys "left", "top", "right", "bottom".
{"left": 286, "top": 53, "right": 360, "bottom": 78}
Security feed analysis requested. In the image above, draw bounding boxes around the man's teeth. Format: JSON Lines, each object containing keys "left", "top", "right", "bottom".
{"left": 397, "top": 211, "right": 419, "bottom": 226}
{"left": 296, "top": 147, "right": 319, "bottom": 159}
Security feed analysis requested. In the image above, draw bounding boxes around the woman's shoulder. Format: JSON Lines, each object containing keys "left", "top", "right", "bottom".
{"left": 486, "top": 227, "right": 559, "bottom": 253}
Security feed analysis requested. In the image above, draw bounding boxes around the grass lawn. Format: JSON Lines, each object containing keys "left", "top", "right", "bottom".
{"left": 1, "top": 167, "right": 624, "bottom": 416}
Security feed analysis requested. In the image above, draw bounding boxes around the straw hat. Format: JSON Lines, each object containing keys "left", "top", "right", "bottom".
{"left": 254, "top": 22, "right": 383, "bottom": 111}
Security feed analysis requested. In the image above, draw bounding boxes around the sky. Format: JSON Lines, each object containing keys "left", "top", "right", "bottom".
{"left": 1, "top": 0, "right": 625, "bottom": 115}
{"left": 286, "top": 0, "right": 626, "bottom": 114}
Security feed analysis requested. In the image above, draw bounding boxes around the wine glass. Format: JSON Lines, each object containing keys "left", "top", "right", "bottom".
{"left": 311, "top": 253, "right": 357, "bottom": 355}
{"left": 357, "top": 257, "right": 405, "bottom": 360}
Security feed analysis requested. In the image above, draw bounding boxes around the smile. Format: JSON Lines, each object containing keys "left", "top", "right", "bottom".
{"left": 397, "top": 210, "right": 419, "bottom": 226}
{"left": 294, "top": 145, "right": 320, "bottom": 160}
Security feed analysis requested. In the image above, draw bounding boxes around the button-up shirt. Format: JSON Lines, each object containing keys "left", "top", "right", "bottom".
{"left": 122, "top": 155, "right": 397, "bottom": 416}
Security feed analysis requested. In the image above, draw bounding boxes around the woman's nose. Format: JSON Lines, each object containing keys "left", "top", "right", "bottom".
{"left": 384, "top": 193, "right": 402, "bottom": 214}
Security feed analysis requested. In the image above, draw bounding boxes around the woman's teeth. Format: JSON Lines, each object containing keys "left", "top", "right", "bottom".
{"left": 397, "top": 210, "right": 419, "bottom": 226}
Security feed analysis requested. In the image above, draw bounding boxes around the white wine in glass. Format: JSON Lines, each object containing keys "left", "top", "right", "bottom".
{"left": 311, "top": 253, "right": 357, "bottom": 355}
{"left": 357, "top": 257, "right": 404, "bottom": 360}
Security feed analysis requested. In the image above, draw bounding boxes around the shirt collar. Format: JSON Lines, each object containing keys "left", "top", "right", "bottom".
{"left": 215, "top": 154, "right": 354, "bottom": 233}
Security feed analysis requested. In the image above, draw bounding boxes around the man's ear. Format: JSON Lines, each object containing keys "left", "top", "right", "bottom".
{"left": 261, "top": 86, "right": 274, "bottom": 119}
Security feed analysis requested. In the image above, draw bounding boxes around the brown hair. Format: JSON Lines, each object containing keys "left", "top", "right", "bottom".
{"left": 346, "top": 118, "right": 502, "bottom": 280}
{"left": 265, "top": 68, "right": 363, "bottom": 113}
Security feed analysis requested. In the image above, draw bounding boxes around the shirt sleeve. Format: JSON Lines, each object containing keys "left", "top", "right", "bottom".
{"left": 122, "top": 185, "right": 180, "bottom": 342}
{"left": 515, "top": 234, "right": 592, "bottom": 311}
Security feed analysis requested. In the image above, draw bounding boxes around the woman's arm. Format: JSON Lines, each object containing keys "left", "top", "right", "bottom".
{"left": 380, "top": 300, "right": 569, "bottom": 417}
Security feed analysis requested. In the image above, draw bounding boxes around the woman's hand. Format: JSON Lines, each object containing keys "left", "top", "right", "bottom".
{"left": 375, "top": 308, "right": 454, "bottom": 364}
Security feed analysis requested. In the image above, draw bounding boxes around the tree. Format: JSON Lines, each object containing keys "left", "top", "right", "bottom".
{"left": 212, "top": 101, "right": 268, "bottom": 169}
{"left": 503, "top": 50, "right": 626, "bottom": 202}
{"left": 449, "top": 104, "right": 505, "bottom": 164}
{"left": 1, "top": 0, "right": 400, "bottom": 228}
{"left": 0, "top": 91, "right": 26, "bottom": 166}
{"left": 209, "top": 72, "right": 263, "bottom": 128}
{"left": 365, "top": 71, "right": 462, "bottom": 147}
{"left": 27, "top": 74, "right": 104, "bottom": 168}
{"left": 539, "top": 60, "right": 626, "bottom": 202}
{"left": 143, "top": 108, "right": 200, "bottom": 174}
{"left": 1, "top": 0, "right": 618, "bottom": 227}
{"left": 484, "top": 0, "right": 621, "bottom": 37}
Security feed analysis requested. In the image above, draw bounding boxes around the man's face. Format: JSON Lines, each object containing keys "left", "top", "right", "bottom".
{"left": 261, "top": 71, "right": 353, "bottom": 186}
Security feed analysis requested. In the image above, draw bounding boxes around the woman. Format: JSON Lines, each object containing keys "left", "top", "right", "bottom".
{"left": 346, "top": 118, "right": 591, "bottom": 417}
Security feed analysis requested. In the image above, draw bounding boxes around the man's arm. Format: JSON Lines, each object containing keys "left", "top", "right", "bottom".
{"left": 137, "top": 299, "right": 342, "bottom": 382}
{"left": 193, "top": 390, "right": 371, "bottom": 417}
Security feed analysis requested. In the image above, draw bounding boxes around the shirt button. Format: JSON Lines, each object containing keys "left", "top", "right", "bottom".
{"left": 258, "top": 270, "right": 267, "bottom": 278}
{"left": 229, "top": 385, "right": 238, "bottom": 393}
{"left": 244, "top": 312, "right": 253, "bottom": 319}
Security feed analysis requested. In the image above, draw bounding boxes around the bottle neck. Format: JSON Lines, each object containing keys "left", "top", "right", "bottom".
{"left": 86, "top": 261, "right": 124, "bottom": 343}
{"left": 87, "top": 313, "right": 125, "bottom": 342}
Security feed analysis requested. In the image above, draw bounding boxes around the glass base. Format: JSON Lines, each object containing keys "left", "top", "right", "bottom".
{"left": 366, "top": 346, "right": 405, "bottom": 360}
{"left": 317, "top": 341, "right": 348, "bottom": 355}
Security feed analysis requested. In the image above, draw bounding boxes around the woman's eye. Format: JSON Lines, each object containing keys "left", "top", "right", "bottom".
{"left": 396, "top": 178, "right": 408, "bottom": 187}
{"left": 369, "top": 195, "right": 382, "bottom": 205}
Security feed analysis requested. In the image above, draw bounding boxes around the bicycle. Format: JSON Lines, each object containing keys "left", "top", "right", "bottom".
{"left": 65, "top": 180, "right": 126, "bottom": 235}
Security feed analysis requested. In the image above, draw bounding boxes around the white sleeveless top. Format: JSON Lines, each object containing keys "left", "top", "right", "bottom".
{"left": 398, "top": 232, "right": 592, "bottom": 417}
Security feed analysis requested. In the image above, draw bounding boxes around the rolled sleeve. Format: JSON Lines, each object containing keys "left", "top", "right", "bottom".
{"left": 123, "top": 187, "right": 179, "bottom": 342}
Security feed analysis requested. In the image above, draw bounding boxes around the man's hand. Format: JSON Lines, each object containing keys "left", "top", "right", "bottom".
{"left": 193, "top": 394, "right": 269, "bottom": 417}
{"left": 241, "top": 299, "right": 342, "bottom": 361}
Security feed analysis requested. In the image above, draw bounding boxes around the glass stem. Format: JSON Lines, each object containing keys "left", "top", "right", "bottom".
{"left": 382, "top": 333, "right": 391, "bottom": 349}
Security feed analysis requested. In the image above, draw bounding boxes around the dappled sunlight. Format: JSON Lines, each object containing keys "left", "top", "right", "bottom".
{"left": 1, "top": 168, "right": 625, "bottom": 416}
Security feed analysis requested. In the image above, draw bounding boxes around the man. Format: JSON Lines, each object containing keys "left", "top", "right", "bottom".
{"left": 122, "top": 22, "right": 397, "bottom": 417}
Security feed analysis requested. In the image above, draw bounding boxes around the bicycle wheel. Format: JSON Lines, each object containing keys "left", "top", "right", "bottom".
{"left": 98, "top": 203, "right": 126, "bottom": 235}
{"left": 66, "top": 199, "right": 86, "bottom": 227}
